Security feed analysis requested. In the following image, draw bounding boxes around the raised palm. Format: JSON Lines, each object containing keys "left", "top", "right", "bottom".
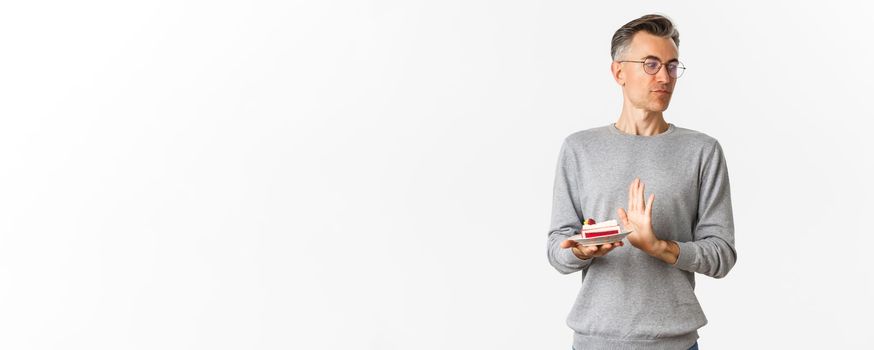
{"left": 617, "top": 177, "right": 658, "bottom": 251}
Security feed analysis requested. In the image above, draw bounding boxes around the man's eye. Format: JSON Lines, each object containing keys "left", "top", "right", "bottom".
{"left": 645, "top": 62, "right": 660, "bottom": 70}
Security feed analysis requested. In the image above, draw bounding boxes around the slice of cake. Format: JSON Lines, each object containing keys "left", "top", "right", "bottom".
{"left": 581, "top": 219, "right": 621, "bottom": 239}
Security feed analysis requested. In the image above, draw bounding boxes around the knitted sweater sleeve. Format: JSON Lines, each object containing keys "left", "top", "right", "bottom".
{"left": 546, "top": 139, "right": 593, "bottom": 274}
{"left": 671, "top": 140, "right": 738, "bottom": 278}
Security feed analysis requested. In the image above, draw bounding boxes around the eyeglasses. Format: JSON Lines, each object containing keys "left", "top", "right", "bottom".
{"left": 617, "top": 58, "right": 686, "bottom": 79}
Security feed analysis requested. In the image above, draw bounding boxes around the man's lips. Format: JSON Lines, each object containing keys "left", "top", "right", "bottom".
{"left": 652, "top": 90, "right": 671, "bottom": 93}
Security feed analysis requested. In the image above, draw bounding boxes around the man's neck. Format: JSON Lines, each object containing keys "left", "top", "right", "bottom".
{"left": 614, "top": 107, "right": 669, "bottom": 136}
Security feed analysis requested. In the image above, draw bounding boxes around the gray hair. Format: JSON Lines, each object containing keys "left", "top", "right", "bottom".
{"left": 611, "top": 14, "right": 680, "bottom": 61}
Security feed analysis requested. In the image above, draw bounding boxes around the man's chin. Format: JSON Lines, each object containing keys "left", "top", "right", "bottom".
{"left": 649, "top": 102, "right": 670, "bottom": 112}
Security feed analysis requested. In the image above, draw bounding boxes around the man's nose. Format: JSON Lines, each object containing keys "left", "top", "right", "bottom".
{"left": 655, "top": 65, "right": 672, "bottom": 83}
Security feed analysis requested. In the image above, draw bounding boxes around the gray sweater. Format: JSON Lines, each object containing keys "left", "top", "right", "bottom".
{"left": 547, "top": 123, "right": 737, "bottom": 350}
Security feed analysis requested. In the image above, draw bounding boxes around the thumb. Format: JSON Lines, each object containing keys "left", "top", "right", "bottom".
{"left": 560, "top": 239, "right": 576, "bottom": 249}
{"left": 616, "top": 207, "right": 629, "bottom": 226}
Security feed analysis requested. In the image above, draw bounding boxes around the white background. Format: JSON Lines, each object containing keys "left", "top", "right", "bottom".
{"left": 1, "top": 1, "right": 872, "bottom": 349}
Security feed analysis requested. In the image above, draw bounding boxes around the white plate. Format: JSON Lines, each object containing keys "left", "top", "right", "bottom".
{"left": 570, "top": 231, "right": 632, "bottom": 246}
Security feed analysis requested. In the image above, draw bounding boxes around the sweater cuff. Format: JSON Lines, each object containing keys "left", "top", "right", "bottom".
{"left": 560, "top": 246, "right": 593, "bottom": 269}
{"left": 671, "top": 240, "right": 698, "bottom": 271}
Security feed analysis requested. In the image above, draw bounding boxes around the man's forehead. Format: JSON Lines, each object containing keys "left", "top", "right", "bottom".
{"left": 626, "top": 32, "right": 679, "bottom": 61}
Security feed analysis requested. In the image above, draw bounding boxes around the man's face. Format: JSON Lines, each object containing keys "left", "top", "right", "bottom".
{"left": 612, "top": 31, "right": 679, "bottom": 113}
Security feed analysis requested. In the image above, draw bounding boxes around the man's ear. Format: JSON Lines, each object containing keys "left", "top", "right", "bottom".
{"left": 611, "top": 61, "right": 625, "bottom": 86}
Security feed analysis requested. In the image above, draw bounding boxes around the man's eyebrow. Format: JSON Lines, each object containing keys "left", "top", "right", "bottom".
{"left": 641, "top": 55, "right": 679, "bottom": 63}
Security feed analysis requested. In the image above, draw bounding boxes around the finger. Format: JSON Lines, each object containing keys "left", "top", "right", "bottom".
{"left": 635, "top": 178, "right": 642, "bottom": 210}
{"left": 636, "top": 179, "right": 645, "bottom": 210}
{"left": 638, "top": 181, "right": 646, "bottom": 202}
{"left": 595, "top": 242, "right": 623, "bottom": 256}
{"left": 590, "top": 244, "right": 604, "bottom": 256}
{"left": 616, "top": 207, "right": 629, "bottom": 226}
{"left": 627, "top": 178, "right": 635, "bottom": 211}
{"left": 646, "top": 193, "right": 655, "bottom": 217}
{"left": 572, "top": 246, "right": 583, "bottom": 257}
{"left": 559, "top": 239, "right": 580, "bottom": 249}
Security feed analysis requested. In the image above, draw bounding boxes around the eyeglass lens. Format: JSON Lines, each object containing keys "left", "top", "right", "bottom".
{"left": 643, "top": 58, "right": 684, "bottom": 78}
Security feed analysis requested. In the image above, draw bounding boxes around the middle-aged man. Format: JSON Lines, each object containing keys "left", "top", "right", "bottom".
{"left": 547, "top": 14, "right": 737, "bottom": 350}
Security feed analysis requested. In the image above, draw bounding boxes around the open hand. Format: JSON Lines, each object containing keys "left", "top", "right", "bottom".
{"left": 560, "top": 239, "right": 624, "bottom": 260}
{"left": 617, "top": 177, "right": 659, "bottom": 253}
